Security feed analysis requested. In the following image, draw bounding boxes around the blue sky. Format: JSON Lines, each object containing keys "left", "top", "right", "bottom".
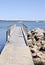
{"left": 0, "top": 0, "right": 45, "bottom": 20}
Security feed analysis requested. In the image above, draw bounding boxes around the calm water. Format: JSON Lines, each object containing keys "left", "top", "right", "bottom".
{"left": 0, "top": 21, "right": 45, "bottom": 52}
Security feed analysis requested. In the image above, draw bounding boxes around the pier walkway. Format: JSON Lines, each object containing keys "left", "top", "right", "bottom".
{"left": 0, "top": 25, "right": 34, "bottom": 65}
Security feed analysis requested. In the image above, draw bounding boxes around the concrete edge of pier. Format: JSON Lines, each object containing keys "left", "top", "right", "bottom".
{"left": 0, "top": 24, "right": 34, "bottom": 65}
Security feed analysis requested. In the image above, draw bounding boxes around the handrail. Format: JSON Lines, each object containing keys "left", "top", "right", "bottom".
{"left": 6, "top": 24, "right": 16, "bottom": 42}
{"left": 21, "top": 25, "right": 28, "bottom": 46}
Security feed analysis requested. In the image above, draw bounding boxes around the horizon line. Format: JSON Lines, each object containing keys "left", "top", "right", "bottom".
{"left": 0, "top": 20, "right": 45, "bottom": 22}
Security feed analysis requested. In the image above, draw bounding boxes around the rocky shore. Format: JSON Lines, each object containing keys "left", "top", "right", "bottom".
{"left": 27, "top": 28, "right": 45, "bottom": 65}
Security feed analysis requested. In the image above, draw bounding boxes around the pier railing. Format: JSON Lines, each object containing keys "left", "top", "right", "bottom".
{"left": 21, "top": 24, "right": 28, "bottom": 45}
{"left": 6, "top": 24, "right": 16, "bottom": 42}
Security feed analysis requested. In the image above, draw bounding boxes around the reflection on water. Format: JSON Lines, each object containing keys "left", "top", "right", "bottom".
{"left": 0, "top": 21, "right": 45, "bottom": 53}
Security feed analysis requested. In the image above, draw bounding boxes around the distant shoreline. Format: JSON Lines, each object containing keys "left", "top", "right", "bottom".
{"left": 0, "top": 20, "right": 45, "bottom": 22}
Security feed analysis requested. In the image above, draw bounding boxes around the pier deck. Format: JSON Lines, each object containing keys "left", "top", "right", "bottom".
{"left": 0, "top": 26, "right": 34, "bottom": 65}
